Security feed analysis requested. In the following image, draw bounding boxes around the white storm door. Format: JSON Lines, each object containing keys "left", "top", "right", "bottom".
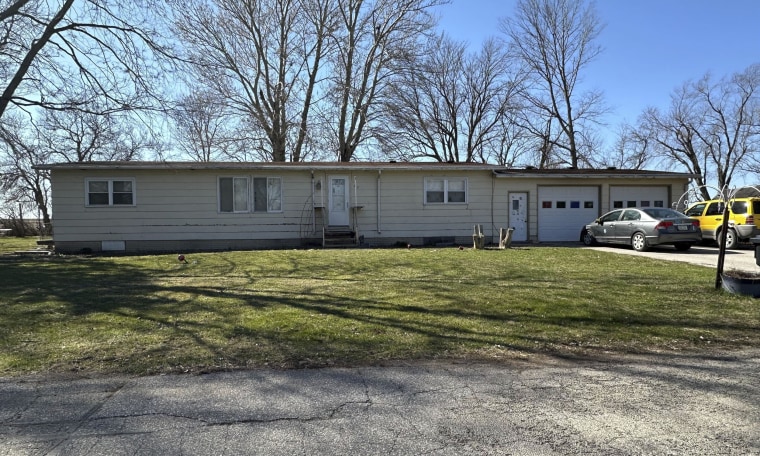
{"left": 329, "top": 175, "right": 350, "bottom": 226}
{"left": 509, "top": 192, "right": 528, "bottom": 242}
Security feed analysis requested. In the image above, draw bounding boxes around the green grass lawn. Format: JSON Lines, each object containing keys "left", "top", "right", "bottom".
{"left": 0, "top": 236, "right": 38, "bottom": 254}
{"left": 1, "top": 242, "right": 758, "bottom": 377}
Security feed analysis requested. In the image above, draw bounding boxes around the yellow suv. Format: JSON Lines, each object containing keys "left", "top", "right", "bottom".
{"left": 684, "top": 198, "right": 760, "bottom": 249}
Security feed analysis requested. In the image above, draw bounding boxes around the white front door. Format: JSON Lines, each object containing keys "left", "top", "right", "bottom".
{"left": 329, "top": 175, "right": 350, "bottom": 226}
{"left": 509, "top": 192, "right": 528, "bottom": 242}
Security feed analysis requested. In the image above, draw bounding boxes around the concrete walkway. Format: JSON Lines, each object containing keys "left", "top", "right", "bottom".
{"left": 582, "top": 243, "right": 760, "bottom": 272}
{"left": 2, "top": 349, "right": 759, "bottom": 455}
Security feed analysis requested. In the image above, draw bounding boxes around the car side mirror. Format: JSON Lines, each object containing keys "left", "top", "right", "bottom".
{"left": 595, "top": 218, "right": 602, "bottom": 225}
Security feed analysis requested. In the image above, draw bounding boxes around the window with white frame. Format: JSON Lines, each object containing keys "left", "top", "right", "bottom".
{"left": 219, "top": 176, "right": 282, "bottom": 213}
{"left": 253, "top": 177, "right": 282, "bottom": 212}
{"left": 425, "top": 177, "right": 467, "bottom": 204}
{"left": 86, "top": 178, "right": 135, "bottom": 206}
{"left": 219, "top": 177, "right": 249, "bottom": 213}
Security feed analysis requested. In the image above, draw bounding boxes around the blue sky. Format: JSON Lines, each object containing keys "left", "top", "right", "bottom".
{"left": 434, "top": 0, "right": 760, "bottom": 148}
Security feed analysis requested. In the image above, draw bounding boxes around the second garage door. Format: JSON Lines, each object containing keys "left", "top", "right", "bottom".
{"left": 538, "top": 186, "right": 599, "bottom": 242}
{"left": 609, "top": 186, "right": 669, "bottom": 209}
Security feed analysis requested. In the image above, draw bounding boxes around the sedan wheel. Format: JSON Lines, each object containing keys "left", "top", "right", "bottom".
{"left": 631, "top": 232, "right": 649, "bottom": 252}
{"left": 582, "top": 230, "right": 596, "bottom": 246}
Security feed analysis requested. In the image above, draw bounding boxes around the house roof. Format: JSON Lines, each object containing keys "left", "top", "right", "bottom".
{"left": 492, "top": 167, "right": 699, "bottom": 179}
{"left": 36, "top": 160, "right": 498, "bottom": 172}
{"left": 34, "top": 161, "right": 697, "bottom": 179}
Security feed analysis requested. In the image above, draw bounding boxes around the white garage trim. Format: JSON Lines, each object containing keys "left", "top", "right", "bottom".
{"left": 538, "top": 186, "right": 599, "bottom": 242}
{"left": 610, "top": 186, "right": 669, "bottom": 210}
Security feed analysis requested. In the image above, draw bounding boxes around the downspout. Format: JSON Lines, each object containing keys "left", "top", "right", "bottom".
{"left": 353, "top": 175, "right": 359, "bottom": 242}
{"left": 311, "top": 170, "right": 315, "bottom": 234}
{"left": 491, "top": 171, "right": 496, "bottom": 245}
{"left": 377, "top": 170, "right": 382, "bottom": 233}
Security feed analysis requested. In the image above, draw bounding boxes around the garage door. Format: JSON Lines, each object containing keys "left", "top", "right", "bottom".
{"left": 609, "top": 186, "right": 669, "bottom": 210}
{"left": 538, "top": 186, "right": 599, "bottom": 242}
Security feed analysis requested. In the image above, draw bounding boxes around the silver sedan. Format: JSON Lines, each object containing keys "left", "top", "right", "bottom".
{"left": 580, "top": 208, "right": 702, "bottom": 252}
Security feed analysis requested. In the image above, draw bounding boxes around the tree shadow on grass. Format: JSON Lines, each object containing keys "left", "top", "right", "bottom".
{"left": 1, "top": 254, "right": 759, "bottom": 376}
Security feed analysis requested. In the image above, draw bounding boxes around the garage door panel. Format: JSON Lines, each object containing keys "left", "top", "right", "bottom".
{"left": 538, "top": 186, "right": 599, "bottom": 242}
{"left": 610, "top": 186, "right": 668, "bottom": 209}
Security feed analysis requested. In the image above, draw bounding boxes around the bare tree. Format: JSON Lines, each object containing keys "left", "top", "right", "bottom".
{"left": 0, "top": 0, "right": 174, "bottom": 119}
{"left": 174, "top": 0, "right": 337, "bottom": 162}
{"left": 326, "top": 0, "right": 443, "bottom": 162}
{"left": 1, "top": 108, "right": 157, "bottom": 223}
{"left": 379, "top": 33, "right": 465, "bottom": 162}
{"left": 172, "top": 91, "right": 238, "bottom": 162}
{"left": 599, "top": 123, "right": 651, "bottom": 170}
{"left": 0, "top": 115, "right": 51, "bottom": 226}
{"left": 379, "top": 33, "right": 526, "bottom": 164}
{"left": 698, "top": 66, "right": 760, "bottom": 191}
{"left": 635, "top": 65, "right": 760, "bottom": 199}
{"left": 501, "top": 0, "right": 605, "bottom": 168}
{"left": 38, "top": 108, "right": 155, "bottom": 163}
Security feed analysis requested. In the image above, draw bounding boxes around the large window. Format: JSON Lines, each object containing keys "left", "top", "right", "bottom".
{"left": 425, "top": 178, "right": 467, "bottom": 204}
{"left": 86, "top": 178, "right": 135, "bottom": 206}
{"left": 219, "top": 176, "right": 282, "bottom": 213}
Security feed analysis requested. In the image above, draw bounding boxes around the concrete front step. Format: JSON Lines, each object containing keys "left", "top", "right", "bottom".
{"left": 323, "top": 227, "right": 358, "bottom": 248}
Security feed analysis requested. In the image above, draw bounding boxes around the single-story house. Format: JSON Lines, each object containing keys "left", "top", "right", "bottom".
{"left": 35, "top": 161, "right": 696, "bottom": 253}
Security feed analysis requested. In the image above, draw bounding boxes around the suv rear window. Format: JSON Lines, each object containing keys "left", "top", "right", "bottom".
{"left": 731, "top": 201, "right": 748, "bottom": 215}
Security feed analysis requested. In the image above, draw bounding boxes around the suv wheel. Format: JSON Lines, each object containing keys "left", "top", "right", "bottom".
{"left": 722, "top": 228, "right": 738, "bottom": 249}
{"left": 631, "top": 232, "right": 649, "bottom": 252}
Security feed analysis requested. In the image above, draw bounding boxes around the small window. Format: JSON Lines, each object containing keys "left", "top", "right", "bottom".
{"left": 447, "top": 179, "right": 466, "bottom": 203}
{"left": 425, "top": 179, "right": 445, "bottom": 203}
{"left": 622, "top": 210, "right": 641, "bottom": 221}
{"left": 627, "top": 200, "right": 637, "bottom": 208}
{"left": 86, "top": 178, "right": 135, "bottom": 206}
{"left": 253, "top": 177, "right": 282, "bottom": 212}
{"left": 654, "top": 200, "right": 664, "bottom": 208}
{"left": 705, "top": 203, "right": 723, "bottom": 216}
{"left": 601, "top": 210, "right": 623, "bottom": 223}
{"left": 640, "top": 200, "right": 650, "bottom": 207}
{"left": 570, "top": 201, "right": 580, "bottom": 209}
{"left": 613, "top": 201, "right": 623, "bottom": 208}
{"left": 424, "top": 178, "right": 467, "bottom": 204}
{"left": 584, "top": 201, "right": 594, "bottom": 209}
{"left": 556, "top": 201, "right": 566, "bottom": 209}
{"left": 219, "top": 177, "right": 249, "bottom": 213}
{"left": 542, "top": 201, "right": 552, "bottom": 209}
{"left": 685, "top": 203, "right": 707, "bottom": 217}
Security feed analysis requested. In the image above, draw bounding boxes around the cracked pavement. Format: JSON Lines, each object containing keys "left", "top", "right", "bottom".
{"left": 1, "top": 349, "right": 759, "bottom": 455}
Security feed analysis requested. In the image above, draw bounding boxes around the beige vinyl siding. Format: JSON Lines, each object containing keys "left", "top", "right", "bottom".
{"left": 47, "top": 164, "right": 692, "bottom": 251}
{"left": 491, "top": 177, "right": 689, "bottom": 242}
{"left": 50, "top": 167, "right": 509, "bottom": 248}
{"left": 374, "top": 171, "right": 506, "bottom": 239}
{"left": 50, "top": 169, "right": 311, "bottom": 243}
